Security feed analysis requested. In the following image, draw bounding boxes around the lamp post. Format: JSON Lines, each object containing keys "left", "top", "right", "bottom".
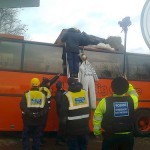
{"left": 118, "top": 17, "right": 131, "bottom": 76}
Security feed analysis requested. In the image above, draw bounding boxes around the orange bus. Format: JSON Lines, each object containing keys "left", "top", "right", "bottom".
{"left": 0, "top": 36, "right": 150, "bottom": 136}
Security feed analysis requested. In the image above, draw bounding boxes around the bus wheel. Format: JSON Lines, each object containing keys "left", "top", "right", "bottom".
{"left": 134, "top": 109, "right": 150, "bottom": 136}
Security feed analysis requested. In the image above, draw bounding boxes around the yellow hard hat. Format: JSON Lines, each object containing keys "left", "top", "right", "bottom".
{"left": 31, "top": 78, "right": 40, "bottom": 87}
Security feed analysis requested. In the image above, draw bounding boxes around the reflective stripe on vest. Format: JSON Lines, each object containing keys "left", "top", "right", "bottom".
{"left": 68, "top": 114, "right": 90, "bottom": 120}
{"left": 65, "top": 89, "right": 89, "bottom": 110}
{"left": 25, "top": 91, "right": 45, "bottom": 108}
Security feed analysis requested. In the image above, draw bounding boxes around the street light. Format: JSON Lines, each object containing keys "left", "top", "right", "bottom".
{"left": 118, "top": 16, "right": 131, "bottom": 76}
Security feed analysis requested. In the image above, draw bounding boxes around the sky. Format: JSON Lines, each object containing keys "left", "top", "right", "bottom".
{"left": 19, "top": 0, "right": 149, "bottom": 54}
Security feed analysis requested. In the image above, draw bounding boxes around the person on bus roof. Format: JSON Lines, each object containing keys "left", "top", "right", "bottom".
{"left": 61, "top": 27, "right": 83, "bottom": 78}
{"left": 20, "top": 77, "right": 49, "bottom": 150}
{"left": 93, "top": 76, "right": 138, "bottom": 150}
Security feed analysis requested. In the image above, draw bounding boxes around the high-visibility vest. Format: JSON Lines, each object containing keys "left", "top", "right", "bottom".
{"left": 25, "top": 90, "right": 45, "bottom": 108}
{"left": 101, "top": 96, "right": 134, "bottom": 133}
{"left": 65, "top": 89, "right": 90, "bottom": 120}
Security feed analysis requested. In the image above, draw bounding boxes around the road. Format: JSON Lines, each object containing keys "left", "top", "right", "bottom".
{"left": 0, "top": 135, "right": 150, "bottom": 150}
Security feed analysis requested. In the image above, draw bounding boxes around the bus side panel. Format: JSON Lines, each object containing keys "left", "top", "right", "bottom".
{"left": 95, "top": 79, "right": 112, "bottom": 98}
{"left": 129, "top": 81, "right": 150, "bottom": 108}
{"left": 45, "top": 99, "right": 58, "bottom": 131}
{"left": 0, "top": 71, "right": 68, "bottom": 131}
{"left": 0, "top": 96, "right": 23, "bottom": 131}
{"left": 95, "top": 79, "right": 150, "bottom": 109}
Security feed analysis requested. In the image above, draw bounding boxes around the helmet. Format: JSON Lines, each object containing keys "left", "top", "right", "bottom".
{"left": 31, "top": 78, "right": 40, "bottom": 87}
{"left": 111, "top": 77, "right": 129, "bottom": 95}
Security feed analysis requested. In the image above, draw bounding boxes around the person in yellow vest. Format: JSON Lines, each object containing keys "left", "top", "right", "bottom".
{"left": 93, "top": 76, "right": 138, "bottom": 150}
{"left": 20, "top": 78, "right": 49, "bottom": 150}
{"left": 60, "top": 77, "right": 90, "bottom": 150}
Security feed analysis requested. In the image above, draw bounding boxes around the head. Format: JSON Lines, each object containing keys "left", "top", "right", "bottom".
{"left": 68, "top": 27, "right": 81, "bottom": 33}
{"left": 76, "top": 82, "right": 83, "bottom": 89}
{"left": 80, "top": 53, "right": 87, "bottom": 62}
{"left": 111, "top": 77, "right": 129, "bottom": 95}
{"left": 40, "top": 77, "right": 50, "bottom": 88}
{"left": 56, "top": 81, "right": 63, "bottom": 90}
{"left": 31, "top": 78, "right": 40, "bottom": 87}
{"left": 67, "top": 77, "right": 76, "bottom": 86}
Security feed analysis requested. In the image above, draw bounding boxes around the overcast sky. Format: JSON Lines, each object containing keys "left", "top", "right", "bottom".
{"left": 19, "top": 0, "right": 149, "bottom": 54}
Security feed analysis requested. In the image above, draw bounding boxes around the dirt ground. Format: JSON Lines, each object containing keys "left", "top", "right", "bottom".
{"left": 0, "top": 135, "right": 150, "bottom": 150}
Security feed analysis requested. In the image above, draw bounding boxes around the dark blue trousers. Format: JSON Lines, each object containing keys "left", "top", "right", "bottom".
{"left": 67, "top": 52, "right": 79, "bottom": 75}
{"left": 22, "top": 123, "right": 41, "bottom": 150}
{"left": 40, "top": 113, "right": 48, "bottom": 140}
{"left": 67, "top": 134, "right": 89, "bottom": 150}
{"left": 102, "top": 133, "right": 134, "bottom": 150}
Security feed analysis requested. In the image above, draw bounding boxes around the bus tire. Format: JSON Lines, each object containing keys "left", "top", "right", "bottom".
{"left": 134, "top": 109, "right": 150, "bottom": 137}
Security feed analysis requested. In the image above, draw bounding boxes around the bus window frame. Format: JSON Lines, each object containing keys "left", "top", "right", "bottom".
{"left": 0, "top": 38, "right": 64, "bottom": 75}
{"left": 1, "top": 37, "right": 150, "bottom": 81}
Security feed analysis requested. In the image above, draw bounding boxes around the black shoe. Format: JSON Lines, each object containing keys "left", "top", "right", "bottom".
{"left": 61, "top": 138, "right": 67, "bottom": 143}
{"left": 41, "top": 138, "right": 47, "bottom": 144}
{"left": 56, "top": 141, "right": 66, "bottom": 146}
{"left": 74, "top": 74, "right": 78, "bottom": 78}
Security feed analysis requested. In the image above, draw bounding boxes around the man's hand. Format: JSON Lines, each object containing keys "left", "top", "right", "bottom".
{"left": 57, "top": 73, "right": 61, "bottom": 76}
{"left": 122, "top": 74, "right": 127, "bottom": 80}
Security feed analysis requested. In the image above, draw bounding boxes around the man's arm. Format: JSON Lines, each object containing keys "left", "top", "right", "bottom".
{"left": 49, "top": 74, "right": 60, "bottom": 87}
{"left": 61, "top": 33, "right": 68, "bottom": 42}
{"left": 93, "top": 98, "right": 106, "bottom": 136}
{"left": 127, "top": 84, "right": 139, "bottom": 109}
{"left": 20, "top": 95, "right": 32, "bottom": 116}
{"left": 38, "top": 97, "right": 49, "bottom": 117}
{"left": 59, "top": 94, "right": 69, "bottom": 134}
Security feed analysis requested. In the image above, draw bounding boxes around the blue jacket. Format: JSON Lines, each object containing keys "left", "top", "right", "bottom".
{"left": 61, "top": 28, "right": 83, "bottom": 53}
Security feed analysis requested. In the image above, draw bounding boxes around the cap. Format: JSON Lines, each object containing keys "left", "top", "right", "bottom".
{"left": 111, "top": 77, "right": 129, "bottom": 95}
{"left": 67, "top": 77, "right": 76, "bottom": 86}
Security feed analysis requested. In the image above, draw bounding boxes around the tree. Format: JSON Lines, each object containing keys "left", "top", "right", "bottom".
{"left": 0, "top": 8, "right": 27, "bottom": 36}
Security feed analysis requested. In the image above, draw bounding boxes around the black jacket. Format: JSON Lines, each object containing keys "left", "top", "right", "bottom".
{"left": 20, "top": 87, "right": 49, "bottom": 126}
{"left": 61, "top": 28, "right": 83, "bottom": 53}
{"left": 55, "top": 88, "right": 65, "bottom": 116}
{"left": 61, "top": 84, "right": 90, "bottom": 136}
{"left": 101, "top": 96, "right": 134, "bottom": 133}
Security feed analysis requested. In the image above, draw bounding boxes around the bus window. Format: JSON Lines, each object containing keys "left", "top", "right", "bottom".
{"left": 0, "top": 41, "right": 22, "bottom": 70}
{"left": 83, "top": 50, "right": 124, "bottom": 78}
{"left": 23, "top": 43, "right": 64, "bottom": 74}
{"left": 127, "top": 53, "right": 150, "bottom": 80}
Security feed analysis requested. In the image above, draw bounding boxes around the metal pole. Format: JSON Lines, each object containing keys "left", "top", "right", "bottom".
{"left": 118, "top": 16, "right": 131, "bottom": 77}
{"left": 123, "top": 27, "right": 128, "bottom": 76}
